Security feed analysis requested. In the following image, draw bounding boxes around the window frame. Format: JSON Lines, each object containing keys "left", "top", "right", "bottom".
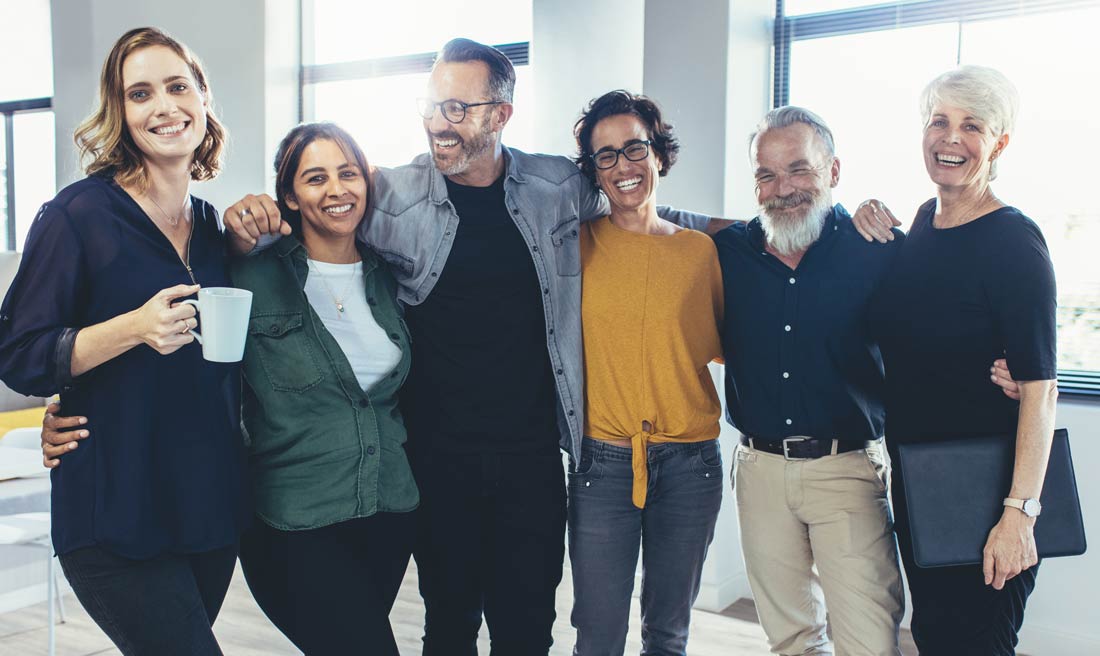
{"left": 773, "top": 0, "right": 1100, "bottom": 396}
{"left": 0, "top": 96, "right": 52, "bottom": 251}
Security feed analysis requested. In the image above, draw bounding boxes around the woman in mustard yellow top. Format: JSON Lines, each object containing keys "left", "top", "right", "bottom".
{"left": 568, "top": 90, "right": 724, "bottom": 655}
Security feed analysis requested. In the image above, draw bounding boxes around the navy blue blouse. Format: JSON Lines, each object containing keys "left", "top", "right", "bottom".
{"left": 0, "top": 174, "right": 249, "bottom": 558}
{"left": 712, "top": 205, "right": 904, "bottom": 442}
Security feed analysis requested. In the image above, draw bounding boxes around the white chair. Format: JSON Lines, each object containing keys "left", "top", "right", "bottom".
{"left": 1, "top": 427, "right": 65, "bottom": 656}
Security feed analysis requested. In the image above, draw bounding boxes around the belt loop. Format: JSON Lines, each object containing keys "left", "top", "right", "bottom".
{"left": 830, "top": 439, "right": 838, "bottom": 456}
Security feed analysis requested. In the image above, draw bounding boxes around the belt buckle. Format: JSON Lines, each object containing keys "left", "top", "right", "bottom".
{"left": 782, "top": 437, "right": 809, "bottom": 461}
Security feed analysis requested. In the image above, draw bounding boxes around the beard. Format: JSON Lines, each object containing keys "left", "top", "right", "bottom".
{"left": 428, "top": 119, "right": 496, "bottom": 177}
{"left": 759, "top": 189, "right": 832, "bottom": 256}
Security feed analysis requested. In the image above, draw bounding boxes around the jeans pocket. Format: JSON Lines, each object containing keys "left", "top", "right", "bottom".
{"left": 690, "top": 441, "right": 723, "bottom": 481}
{"left": 568, "top": 446, "right": 603, "bottom": 487}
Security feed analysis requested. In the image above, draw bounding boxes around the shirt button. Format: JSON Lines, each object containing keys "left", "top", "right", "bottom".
{"left": 367, "top": 446, "right": 376, "bottom": 455}
{"left": 543, "top": 287, "right": 549, "bottom": 295}
{"left": 568, "top": 410, "right": 575, "bottom": 417}
{"left": 784, "top": 325, "right": 792, "bottom": 332}
{"left": 789, "top": 277, "right": 796, "bottom": 284}
{"left": 549, "top": 328, "right": 555, "bottom": 335}
{"left": 783, "top": 372, "right": 790, "bottom": 379}
{"left": 431, "top": 272, "right": 438, "bottom": 277}
{"left": 388, "top": 332, "right": 400, "bottom": 341}
{"left": 786, "top": 419, "right": 793, "bottom": 425}
{"left": 269, "top": 325, "right": 279, "bottom": 334}
{"left": 445, "top": 231, "right": 452, "bottom": 236}
{"left": 359, "top": 399, "right": 369, "bottom": 408}
{"left": 532, "top": 246, "right": 539, "bottom": 253}
{"left": 556, "top": 368, "right": 563, "bottom": 375}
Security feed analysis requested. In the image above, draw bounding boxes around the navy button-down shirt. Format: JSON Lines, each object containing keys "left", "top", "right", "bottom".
{"left": 712, "top": 204, "right": 903, "bottom": 442}
{"left": 0, "top": 175, "right": 249, "bottom": 558}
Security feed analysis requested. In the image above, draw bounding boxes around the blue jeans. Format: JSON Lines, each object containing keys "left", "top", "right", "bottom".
{"left": 568, "top": 437, "right": 723, "bottom": 656}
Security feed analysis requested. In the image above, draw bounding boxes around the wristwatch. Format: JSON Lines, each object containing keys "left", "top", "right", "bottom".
{"left": 1003, "top": 497, "right": 1042, "bottom": 518}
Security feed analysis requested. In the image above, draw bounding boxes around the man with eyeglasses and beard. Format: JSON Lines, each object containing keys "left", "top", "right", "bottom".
{"left": 712, "top": 106, "right": 908, "bottom": 655}
{"left": 218, "top": 38, "right": 716, "bottom": 655}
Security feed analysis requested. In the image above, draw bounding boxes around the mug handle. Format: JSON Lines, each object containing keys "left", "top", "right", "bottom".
{"left": 180, "top": 299, "right": 203, "bottom": 345}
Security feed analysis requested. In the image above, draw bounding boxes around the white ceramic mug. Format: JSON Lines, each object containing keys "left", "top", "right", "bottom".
{"left": 180, "top": 287, "right": 253, "bottom": 362}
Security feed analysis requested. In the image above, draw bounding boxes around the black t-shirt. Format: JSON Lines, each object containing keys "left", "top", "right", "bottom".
{"left": 869, "top": 199, "right": 1057, "bottom": 445}
{"left": 401, "top": 174, "right": 559, "bottom": 454}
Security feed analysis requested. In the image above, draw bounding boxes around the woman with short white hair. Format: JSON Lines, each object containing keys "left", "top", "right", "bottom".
{"left": 863, "top": 65, "right": 1058, "bottom": 654}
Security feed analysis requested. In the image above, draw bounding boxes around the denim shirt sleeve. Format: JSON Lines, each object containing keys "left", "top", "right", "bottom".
{"left": 0, "top": 204, "right": 86, "bottom": 397}
{"left": 575, "top": 171, "right": 611, "bottom": 221}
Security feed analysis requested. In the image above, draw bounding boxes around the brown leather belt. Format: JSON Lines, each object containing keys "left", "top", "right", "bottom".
{"left": 740, "top": 434, "right": 880, "bottom": 460}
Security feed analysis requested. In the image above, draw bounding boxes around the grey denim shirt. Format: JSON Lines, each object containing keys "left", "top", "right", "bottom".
{"left": 365, "top": 147, "right": 708, "bottom": 460}
{"left": 260, "top": 146, "right": 709, "bottom": 460}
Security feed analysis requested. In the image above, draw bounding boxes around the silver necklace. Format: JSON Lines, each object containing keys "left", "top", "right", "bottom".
{"left": 308, "top": 259, "right": 358, "bottom": 314}
{"left": 146, "top": 192, "right": 190, "bottom": 227}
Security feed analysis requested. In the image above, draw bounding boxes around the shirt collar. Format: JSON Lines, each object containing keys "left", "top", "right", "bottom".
{"left": 276, "top": 234, "right": 380, "bottom": 278}
{"left": 427, "top": 145, "right": 525, "bottom": 206}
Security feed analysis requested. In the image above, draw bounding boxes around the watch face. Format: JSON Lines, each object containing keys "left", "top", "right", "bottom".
{"left": 1023, "top": 499, "right": 1042, "bottom": 516}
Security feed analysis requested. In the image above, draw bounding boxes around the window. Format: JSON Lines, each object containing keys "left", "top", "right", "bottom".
{"left": 777, "top": 0, "right": 1100, "bottom": 393}
{"left": 302, "top": 0, "right": 533, "bottom": 168}
{"left": 1, "top": 0, "right": 55, "bottom": 252}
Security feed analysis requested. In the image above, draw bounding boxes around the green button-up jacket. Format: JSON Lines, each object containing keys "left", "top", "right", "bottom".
{"left": 231, "top": 235, "right": 418, "bottom": 531}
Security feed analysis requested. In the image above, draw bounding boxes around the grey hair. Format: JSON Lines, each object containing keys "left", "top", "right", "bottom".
{"left": 435, "top": 38, "right": 516, "bottom": 103}
{"left": 920, "top": 65, "right": 1019, "bottom": 180}
{"left": 749, "top": 105, "right": 836, "bottom": 157}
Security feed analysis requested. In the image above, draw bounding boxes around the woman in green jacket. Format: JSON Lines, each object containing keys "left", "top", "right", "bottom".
{"left": 231, "top": 122, "right": 418, "bottom": 656}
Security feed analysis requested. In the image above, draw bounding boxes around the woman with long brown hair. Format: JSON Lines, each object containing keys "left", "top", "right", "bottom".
{"left": 0, "top": 27, "right": 248, "bottom": 654}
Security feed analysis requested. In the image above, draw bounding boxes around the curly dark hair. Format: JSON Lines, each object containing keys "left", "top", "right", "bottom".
{"left": 573, "top": 90, "right": 679, "bottom": 187}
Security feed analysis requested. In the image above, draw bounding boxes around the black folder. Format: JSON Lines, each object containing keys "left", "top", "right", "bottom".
{"left": 895, "top": 429, "right": 1086, "bottom": 568}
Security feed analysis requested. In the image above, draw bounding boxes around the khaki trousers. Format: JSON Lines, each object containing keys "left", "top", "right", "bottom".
{"left": 733, "top": 440, "right": 904, "bottom": 656}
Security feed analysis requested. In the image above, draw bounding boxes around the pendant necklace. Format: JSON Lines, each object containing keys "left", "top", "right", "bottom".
{"left": 146, "top": 191, "right": 190, "bottom": 227}
{"left": 308, "top": 259, "right": 357, "bottom": 314}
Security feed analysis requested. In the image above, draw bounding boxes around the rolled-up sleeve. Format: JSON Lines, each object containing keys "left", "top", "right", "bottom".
{"left": 0, "top": 204, "right": 86, "bottom": 397}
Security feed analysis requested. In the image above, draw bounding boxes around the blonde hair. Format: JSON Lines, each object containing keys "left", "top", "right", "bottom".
{"left": 74, "top": 27, "right": 225, "bottom": 190}
{"left": 920, "top": 65, "right": 1019, "bottom": 180}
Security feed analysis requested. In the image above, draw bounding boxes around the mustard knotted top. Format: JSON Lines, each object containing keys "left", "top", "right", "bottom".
{"left": 580, "top": 216, "right": 724, "bottom": 508}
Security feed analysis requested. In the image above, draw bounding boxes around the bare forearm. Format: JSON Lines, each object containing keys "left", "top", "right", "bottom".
{"left": 1008, "top": 379, "right": 1059, "bottom": 499}
{"left": 71, "top": 312, "right": 142, "bottom": 377}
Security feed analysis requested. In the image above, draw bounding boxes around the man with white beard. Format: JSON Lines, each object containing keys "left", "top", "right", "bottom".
{"left": 712, "top": 106, "right": 907, "bottom": 655}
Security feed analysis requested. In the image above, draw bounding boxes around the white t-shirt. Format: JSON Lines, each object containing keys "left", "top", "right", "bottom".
{"left": 303, "top": 259, "right": 402, "bottom": 392}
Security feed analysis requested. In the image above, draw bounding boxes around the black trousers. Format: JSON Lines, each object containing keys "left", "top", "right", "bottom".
{"left": 411, "top": 447, "right": 568, "bottom": 656}
{"left": 59, "top": 543, "right": 237, "bottom": 656}
{"left": 238, "top": 512, "right": 416, "bottom": 656}
{"left": 892, "top": 468, "right": 1039, "bottom": 655}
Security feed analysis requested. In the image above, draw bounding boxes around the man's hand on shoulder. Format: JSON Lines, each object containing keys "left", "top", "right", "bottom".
{"left": 223, "top": 194, "right": 292, "bottom": 256}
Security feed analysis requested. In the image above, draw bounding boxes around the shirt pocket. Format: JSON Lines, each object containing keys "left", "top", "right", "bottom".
{"left": 247, "top": 311, "right": 326, "bottom": 393}
{"left": 549, "top": 215, "right": 581, "bottom": 277}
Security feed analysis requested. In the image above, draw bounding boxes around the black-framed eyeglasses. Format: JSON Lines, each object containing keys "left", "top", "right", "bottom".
{"left": 591, "top": 140, "right": 652, "bottom": 170}
{"left": 416, "top": 97, "right": 506, "bottom": 124}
